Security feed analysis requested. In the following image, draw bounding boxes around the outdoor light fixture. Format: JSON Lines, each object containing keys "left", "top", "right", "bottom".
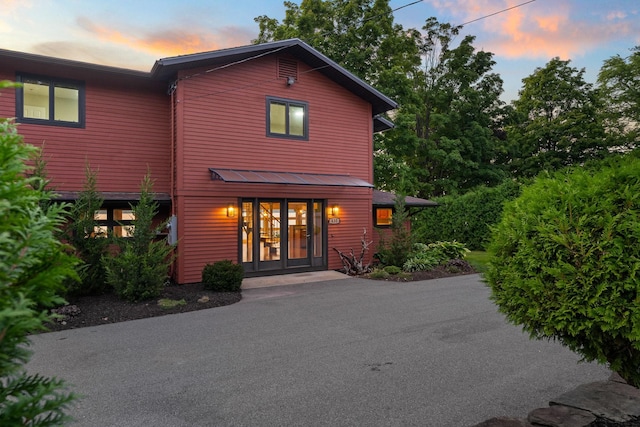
{"left": 227, "top": 204, "right": 237, "bottom": 218}
{"left": 330, "top": 204, "right": 339, "bottom": 217}
{"left": 286, "top": 76, "right": 296, "bottom": 86}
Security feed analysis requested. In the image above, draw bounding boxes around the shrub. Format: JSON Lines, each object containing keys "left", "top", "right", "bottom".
{"left": 376, "top": 195, "right": 414, "bottom": 267}
{"left": 368, "top": 269, "right": 390, "bottom": 279}
{"left": 383, "top": 265, "right": 403, "bottom": 275}
{"left": 202, "top": 260, "right": 244, "bottom": 292}
{"left": 103, "top": 172, "right": 174, "bottom": 302}
{"left": 58, "top": 164, "right": 110, "bottom": 296}
{"left": 485, "top": 155, "right": 640, "bottom": 387}
{"left": 403, "top": 241, "right": 470, "bottom": 272}
{"left": 0, "top": 107, "right": 77, "bottom": 425}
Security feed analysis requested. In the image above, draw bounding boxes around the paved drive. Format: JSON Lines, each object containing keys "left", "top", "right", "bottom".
{"left": 27, "top": 274, "right": 609, "bottom": 426}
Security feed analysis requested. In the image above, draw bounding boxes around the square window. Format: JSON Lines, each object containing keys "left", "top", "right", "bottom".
{"left": 375, "top": 208, "right": 393, "bottom": 227}
{"left": 267, "top": 97, "right": 308, "bottom": 140}
{"left": 17, "top": 74, "right": 85, "bottom": 128}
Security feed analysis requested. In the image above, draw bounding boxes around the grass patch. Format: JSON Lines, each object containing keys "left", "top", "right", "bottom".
{"left": 465, "top": 251, "right": 491, "bottom": 273}
{"left": 157, "top": 298, "right": 187, "bottom": 309}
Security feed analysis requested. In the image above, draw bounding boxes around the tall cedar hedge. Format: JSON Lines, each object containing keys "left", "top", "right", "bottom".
{"left": 413, "top": 180, "right": 521, "bottom": 250}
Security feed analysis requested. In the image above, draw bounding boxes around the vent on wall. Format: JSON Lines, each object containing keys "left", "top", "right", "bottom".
{"left": 278, "top": 58, "right": 298, "bottom": 82}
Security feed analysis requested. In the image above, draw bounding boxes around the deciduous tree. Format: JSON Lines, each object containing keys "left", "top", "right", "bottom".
{"left": 597, "top": 46, "right": 640, "bottom": 150}
{"left": 505, "top": 58, "right": 608, "bottom": 177}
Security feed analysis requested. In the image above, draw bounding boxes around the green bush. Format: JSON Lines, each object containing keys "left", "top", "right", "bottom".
{"left": 376, "top": 195, "right": 414, "bottom": 267}
{"left": 103, "top": 172, "right": 174, "bottom": 302}
{"left": 0, "top": 107, "right": 77, "bottom": 424}
{"left": 403, "top": 241, "right": 469, "bottom": 272}
{"left": 202, "top": 260, "right": 244, "bottom": 292}
{"left": 383, "top": 265, "right": 403, "bottom": 275}
{"left": 58, "top": 164, "right": 110, "bottom": 296}
{"left": 485, "top": 155, "right": 640, "bottom": 387}
{"left": 414, "top": 180, "right": 522, "bottom": 250}
{"left": 368, "top": 269, "right": 390, "bottom": 279}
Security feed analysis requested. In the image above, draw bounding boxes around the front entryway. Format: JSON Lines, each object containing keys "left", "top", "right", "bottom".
{"left": 241, "top": 199, "right": 326, "bottom": 275}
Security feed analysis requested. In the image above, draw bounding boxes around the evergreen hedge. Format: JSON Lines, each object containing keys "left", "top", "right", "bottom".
{"left": 485, "top": 155, "right": 640, "bottom": 387}
{"left": 413, "top": 180, "right": 521, "bottom": 250}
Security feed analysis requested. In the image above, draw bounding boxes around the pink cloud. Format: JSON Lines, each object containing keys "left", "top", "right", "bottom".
{"left": 76, "top": 16, "right": 254, "bottom": 58}
{"left": 426, "top": 0, "right": 639, "bottom": 60}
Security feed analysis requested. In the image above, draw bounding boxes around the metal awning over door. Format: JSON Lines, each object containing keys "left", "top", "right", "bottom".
{"left": 209, "top": 168, "right": 373, "bottom": 187}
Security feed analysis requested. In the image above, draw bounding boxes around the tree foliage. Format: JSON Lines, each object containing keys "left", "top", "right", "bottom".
{"left": 413, "top": 179, "right": 522, "bottom": 250}
{"left": 375, "top": 195, "right": 413, "bottom": 267}
{"left": 59, "top": 164, "right": 110, "bottom": 296}
{"left": 0, "top": 87, "right": 77, "bottom": 425}
{"left": 597, "top": 46, "right": 640, "bottom": 150}
{"left": 254, "top": 0, "right": 422, "bottom": 91}
{"left": 485, "top": 154, "right": 640, "bottom": 387}
{"left": 255, "top": 3, "right": 508, "bottom": 198}
{"left": 504, "top": 57, "right": 608, "bottom": 177}
{"left": 103, "top": 171, "right": 174, "bottom": 302}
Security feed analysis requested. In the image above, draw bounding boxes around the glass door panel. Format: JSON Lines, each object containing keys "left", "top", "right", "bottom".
{"left": 242, "top": 201, "right": 253, "bottom": 263}
{"left": 313, "top": 202, "right": 323, "bottom": 258}
{"left": 259, "top": 202, "right": 280, "bottom": 262}
{"left": 287, "top": 202, "right": 308, "bottom": 260}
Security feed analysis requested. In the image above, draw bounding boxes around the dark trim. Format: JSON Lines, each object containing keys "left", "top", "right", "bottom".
{"left": 373, "top": 207, "right": 394, "bottom": 228}
{"left": 53, "top": 191, "right": 171, "bottom": 202}
{"left": 152, "top": 38, "right": 397, "bottom": 115}
{"left": 15, "top": 73, "right": 85, "bottom": 128}
{"left": 0, "top": 48, "right": 149, "bottom": 77}
{"left": 266, "top": 96, "right": 309, "bottom": 140}
{"left": 374, "top": 115, "right": 394, "bottom": 133}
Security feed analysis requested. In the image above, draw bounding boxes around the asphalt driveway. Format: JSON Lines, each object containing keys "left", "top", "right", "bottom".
{"left": 27, "top": 274, "right": 609, "bottom": 426}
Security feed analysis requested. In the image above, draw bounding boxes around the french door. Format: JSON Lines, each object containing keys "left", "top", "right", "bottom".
{"left": 241, "top": 199, "right": 326, "bottom": 274}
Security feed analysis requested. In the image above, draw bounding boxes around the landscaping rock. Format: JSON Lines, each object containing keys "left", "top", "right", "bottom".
{"left": 473, "top": 377, "right": 640, "bottom": 427}
{"left": 528, "top": 405, "right": 596, "bottom": 426}
{"left": 550, "top": 381, "right": 640, "bottom": 423}
{"left": 197, "top": 296, "right": 210, "bottom": 303}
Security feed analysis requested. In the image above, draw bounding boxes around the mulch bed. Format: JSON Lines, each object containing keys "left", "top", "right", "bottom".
{"left": 45, "top": 283, "right": 241, "bottom": 332}
{"left": 44, "top": 262, "right": 478, "bottom": 333}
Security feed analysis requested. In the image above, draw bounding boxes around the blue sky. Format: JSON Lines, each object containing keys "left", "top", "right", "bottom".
{"left": 1, "top": 0, "right": 638, "bottom": 101}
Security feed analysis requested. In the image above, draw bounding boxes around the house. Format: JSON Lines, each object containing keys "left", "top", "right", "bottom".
{"left": 0, "top": 38, "right": 433, "bottom": 284}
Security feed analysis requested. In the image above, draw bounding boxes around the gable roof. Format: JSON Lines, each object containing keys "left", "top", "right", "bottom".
{"left": 151, "top": 38, "right": 397, "bottom": 116}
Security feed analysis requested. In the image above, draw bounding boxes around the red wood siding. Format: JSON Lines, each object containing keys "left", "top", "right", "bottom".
{"left": 170, "top": 53, "right": 377, "bottom": 283}
{"left": 174, "top": 54, "right": 373, "bottom": 196}
{"left": 0, "top": 66, "right": 171, "bottom": 194}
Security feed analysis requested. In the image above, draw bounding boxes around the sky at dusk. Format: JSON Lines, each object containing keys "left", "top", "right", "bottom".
{"left": 1, "top": 0, "right": 638, "bottom": 102}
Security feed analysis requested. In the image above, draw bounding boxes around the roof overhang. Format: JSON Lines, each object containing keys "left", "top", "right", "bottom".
{"left": 373, "top": 190, "right": 438, "bottom": 208}
{"left": 153, "top": 38, "right": 397, "bottom": 116}
{"left": 374, "top": 116, "right": 394, "bottom": 133}
{"left": 210, "top": 168, "right": 373, "bottom": 188}
{"left": 54, "top": 191, "right": 171, "bottom": 202}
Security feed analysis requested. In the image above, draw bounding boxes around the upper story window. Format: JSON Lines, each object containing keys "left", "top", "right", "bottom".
{"left": 16, "top": 74, "right": 85, "bottom": 128}
{"left": 267, "top": 96, "right": 308, "bottom": 140}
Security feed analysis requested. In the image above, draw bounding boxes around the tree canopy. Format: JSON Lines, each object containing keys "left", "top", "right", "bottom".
{"left": 503, "top": 58, "right": 608, "bottom": 177}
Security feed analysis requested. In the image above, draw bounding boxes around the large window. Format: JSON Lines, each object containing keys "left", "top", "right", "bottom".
{"left": 266, "top": 97, "right": 308, "bottom": 140}
{"left": 16, "top": 74, "right": 85, "bottom": 128}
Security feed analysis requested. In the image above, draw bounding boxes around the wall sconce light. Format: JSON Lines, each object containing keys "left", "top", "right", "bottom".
{"left": 330, "top": 204, "right": 339, "bottom": 217}
{"left": 286, "top": 76, "right": 296, "bottom": 86}
{"left": 227, "top": 204, "right": 237, "bottom": 218}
